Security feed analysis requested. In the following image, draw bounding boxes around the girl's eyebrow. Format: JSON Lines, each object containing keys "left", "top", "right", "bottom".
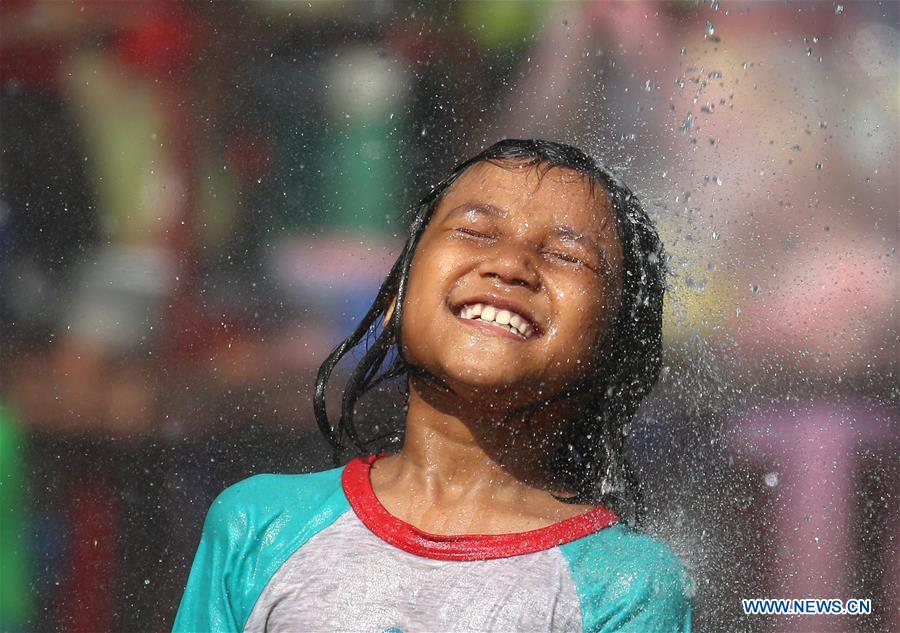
{"left": 445, "top": 202, "right": 509, "bottom": 220}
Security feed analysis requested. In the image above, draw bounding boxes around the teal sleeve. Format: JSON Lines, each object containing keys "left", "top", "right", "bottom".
{"left": 560, "top": 524, "right": 693, "bottom": 633}
{"left": 172, "top": 467, "right": 350, "bottom": 633}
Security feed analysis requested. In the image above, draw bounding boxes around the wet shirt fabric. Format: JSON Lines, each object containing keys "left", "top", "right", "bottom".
{"left": 173, "top": 455, "right": 693, "bottom": 633}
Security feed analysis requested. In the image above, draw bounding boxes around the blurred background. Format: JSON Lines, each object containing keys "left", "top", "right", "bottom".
{"left": 0, "top": 1, "right": 896, "bottom": 632}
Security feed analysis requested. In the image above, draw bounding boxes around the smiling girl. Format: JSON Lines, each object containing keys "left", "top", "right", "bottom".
{"left": 173, "top": 140, "right": 692, "bottom": 632}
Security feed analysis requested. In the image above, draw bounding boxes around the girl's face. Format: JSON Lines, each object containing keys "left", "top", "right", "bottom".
{"left": 401, "top": 160, "right": 624, "bottom": 407}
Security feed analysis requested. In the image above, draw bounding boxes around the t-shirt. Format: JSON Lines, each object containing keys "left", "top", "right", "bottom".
{"left": 173, "top": 455, "right": 692, "bottom": 632}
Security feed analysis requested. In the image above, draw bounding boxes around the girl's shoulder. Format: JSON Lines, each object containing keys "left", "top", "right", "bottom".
{"left": 174, "top": 466, "right": 352, "bottom": 632}
{"left": 559, "top": 524, "right": 693, "bottom": 632}
{"left": 204, "top": 465, "right": 349, "bottom": 535}
{"left": 563, "top": 521, "right": 689, "bottom": 577}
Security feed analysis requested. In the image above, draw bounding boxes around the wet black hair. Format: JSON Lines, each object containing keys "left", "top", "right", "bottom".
{"left": 314, "top": 139, "right": 667, "bottom": 524}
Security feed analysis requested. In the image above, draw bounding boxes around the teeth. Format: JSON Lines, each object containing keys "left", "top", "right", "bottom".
{"left": 457, "top": 302, "right": 534, "bottom": 338}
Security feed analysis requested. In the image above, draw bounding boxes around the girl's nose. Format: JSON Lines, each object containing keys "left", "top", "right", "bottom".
{"left": 477, "top": 245, "right": 540, "bottom": 290}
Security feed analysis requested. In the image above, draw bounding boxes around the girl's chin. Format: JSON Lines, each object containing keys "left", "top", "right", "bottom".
{"left": 441, "top": 362, "right": 526, "bottom": 387}
{"left": 413, "top": 367, "right": 558, "bottom": 412}
{"left": 440, "top": 369, "right": 544, "bottom": 400}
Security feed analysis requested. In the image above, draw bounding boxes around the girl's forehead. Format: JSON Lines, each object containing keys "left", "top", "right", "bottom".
{"left": 438, "top": 160, "right": 617, "bottom": 235}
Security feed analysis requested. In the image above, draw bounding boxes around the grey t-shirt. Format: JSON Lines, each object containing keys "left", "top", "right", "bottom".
{"left": 245, "top": 510, "right": 583, "bottom": 632}
{"left": 173, "top": 456, "right": 693, "bottom": 633}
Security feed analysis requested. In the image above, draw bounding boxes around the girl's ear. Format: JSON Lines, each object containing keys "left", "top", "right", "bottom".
{"left": 383, "top": 296, "right": 397, "bottom": 328}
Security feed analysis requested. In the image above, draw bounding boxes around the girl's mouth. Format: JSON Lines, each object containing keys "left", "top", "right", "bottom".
{"left": 451, "top": 301, "right": 539, "bottom": 341}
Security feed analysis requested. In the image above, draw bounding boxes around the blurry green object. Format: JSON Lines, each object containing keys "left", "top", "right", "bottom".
{"left": 458, "top": 0, "right": 544, "bottom": 51}
{"left": 0, "top": 403, "right": 32, "bottom": 631}
{"left": 276, "top": 47, "right": 408, "bottom": 233}
{"left": 324, "top": 47, "right": 407, "bottom": 233}
{"left": 328, "top": 118, "right": 402, "bottom": 232}
{"left": 277, "top": 117, "right": 403, "bottom": 233}
{"left": 64, "top": 52, "right": 176, "bottom": 243}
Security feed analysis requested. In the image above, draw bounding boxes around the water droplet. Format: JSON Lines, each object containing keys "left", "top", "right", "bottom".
{"left": 764, "top": 472, "right": 779, "bottom": 487}
{"left": 705, "top": 21, "right": 716, "bottom": 36}
{"left": 674, "top": 78, "right": 685, "bottom": 90}
{"left": 819, "top": 120, "right": 827, "bottom": 129}
{"left": 685, "top": 275, "right": 707, "bottom": 292}
{"left": 714, "top": 176, "right": 723, "bottom": 186}
{"left": 750, "top": 283, "right": 761, "bottom": 295}
{"left": 816, "top": 162, "right": 824, "bottom": 170}
{"left": 834, "top": 4, "right": 844, "bottom": 15}
{"left": 144, "top": 579, "right": 150, "bottom": 585}
{"left": 806, "top": 46, "right": 813, "bottom": 56}
{"left": 680, "top": 112, "right": 694, "bottom": 133}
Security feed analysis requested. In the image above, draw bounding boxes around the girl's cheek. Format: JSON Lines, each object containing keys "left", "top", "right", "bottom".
{"left": 437, "top": 256, "right": 458, "bottom": 278}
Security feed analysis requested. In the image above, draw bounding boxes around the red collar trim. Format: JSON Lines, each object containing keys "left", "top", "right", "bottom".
{"left": 341, "top": 454, "right": 619, "bottom": 561}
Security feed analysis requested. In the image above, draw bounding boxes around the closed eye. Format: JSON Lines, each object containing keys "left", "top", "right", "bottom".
{"left": 545, "top": 250, "right": 597, "bottom": 271}
{"left": 454, "top": 227, "right": 496, "bottom": 240}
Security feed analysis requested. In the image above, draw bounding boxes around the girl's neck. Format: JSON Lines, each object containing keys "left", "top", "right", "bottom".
{"left": 368, "top": 380, "right": 595, "bottom": 534}
{"left": 408, "top": 380, "right": 559, "bottom": 488}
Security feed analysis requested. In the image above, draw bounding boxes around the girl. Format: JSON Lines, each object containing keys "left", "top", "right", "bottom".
{"left": 173, "top": 140, "right": 692, "bottom": 632}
